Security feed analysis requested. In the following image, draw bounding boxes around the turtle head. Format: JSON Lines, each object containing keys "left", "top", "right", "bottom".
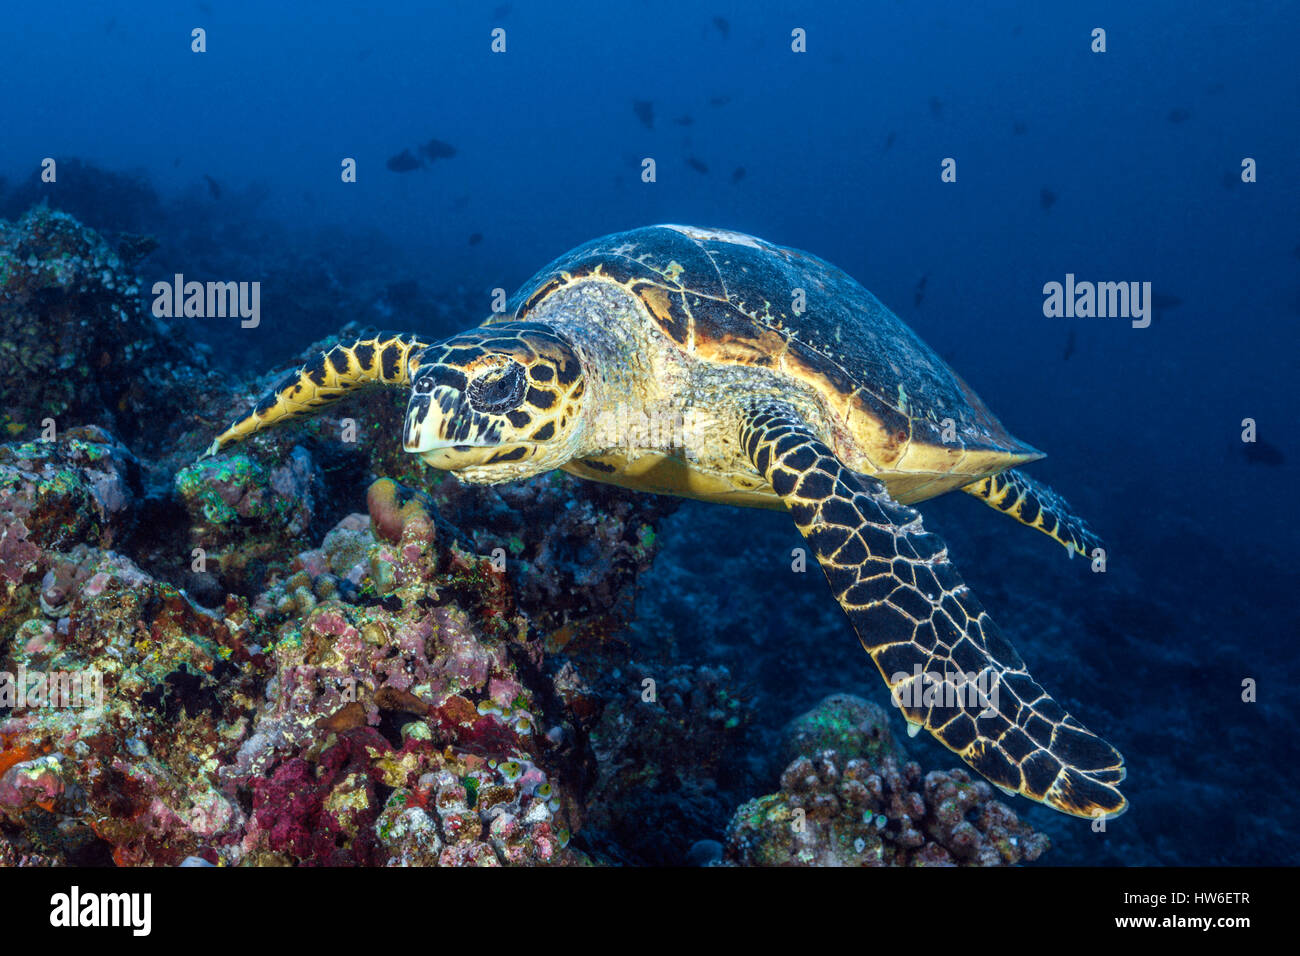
{"left": 403, "top": 322, "right": 588, "bottom": 482}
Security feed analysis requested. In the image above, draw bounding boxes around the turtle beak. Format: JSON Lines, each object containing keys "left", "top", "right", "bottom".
{"left": 402, "top": 383, "right": 529, "bottom": 471}
{"left": 402, "top": 396, "right": 484, "bottom": 461}
{"left": 402, "top": 389, "right": 443, "bottom": 454}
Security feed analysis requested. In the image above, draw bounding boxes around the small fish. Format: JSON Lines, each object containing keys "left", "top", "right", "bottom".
{"left": 708, "top": 94, "right": 730, "bottom": 107}
{"left": 928, "top": 96, "right": 944, "bottom": 119}
{"left": 1062, "top": 329, "right": 1076, "bottom": 362}
{"left": 420, "top": 138, "right": 457, "bottom": 161}
{"left": 1152, "top": 293, "right": 1183, "bottom": 310}
{"left": 1013, "top": 120, "right": 1027, "bottom": 135}
{"left": 712, "top": 16, "right": 730, "bottom": 37}
{"left": 452, "top": 194, "right": 471, "bottom": 211}
{"left": 913, "top": 274, "right": 928, "bottom": 308}
{"left": 633, "top": 100, "right": 655, "bottom": 129}
{"left": 883, "top": 131, "right": 896, "bottom": 152}
{"left": 1167, "top": 107, "right": 1192, "bottom": 123}
{"left": 1039, "top": 187, "right": 1057, "bottom": 210}
{"left": 730, "top": 166, "right": 746, "bottom": 183}
{"left": 468, "top": 232, "right": 483, "bottom": 246}
{"left": 686, "top": 156, "right": 709, "bottom": 174}
{"left": 1243, "top": 438, "right": 1286, "bottom": 466}
{"left": 673, "top": 114, "right": 695, "bottom": 126}
{"left": 386, "top": 149, "right": 423, "bottom": 173}
{"left": 203, "top": 174, "right": 222, "bottom": 199}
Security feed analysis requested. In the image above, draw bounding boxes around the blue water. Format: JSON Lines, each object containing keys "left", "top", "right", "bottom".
{"left": 3, "top": 0, "right": 1297, "bottom": 865}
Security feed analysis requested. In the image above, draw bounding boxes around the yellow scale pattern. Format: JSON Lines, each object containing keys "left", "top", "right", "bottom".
{"left": 742, "top": 404, "right": 1126, "bottom": 819}
{"left": 963, "top": 470, "right": 1103, "bottom": 558}
{"left": 206, "top": 333, "right": 430, "bottom": 456}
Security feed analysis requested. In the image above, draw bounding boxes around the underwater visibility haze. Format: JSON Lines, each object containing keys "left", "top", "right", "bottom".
{"left": 0, "top": 0, "right": 1297, "bottom": 874}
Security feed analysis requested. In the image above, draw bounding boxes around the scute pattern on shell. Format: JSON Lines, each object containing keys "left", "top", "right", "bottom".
{"left": 505, "top": 224, "right": 1030, "bottom": 457}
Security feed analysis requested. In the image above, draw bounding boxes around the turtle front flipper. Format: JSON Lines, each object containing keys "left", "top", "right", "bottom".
{"left": 206, "top": 332, "right": 430, "bottom": 456}
{"left": 741, "top": 406, "right": 1127, "bottom": 819}
{"left": 962, "top": 469, "right": 1103, "bottom": 559}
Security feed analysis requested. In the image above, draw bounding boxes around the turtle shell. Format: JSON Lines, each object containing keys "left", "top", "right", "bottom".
{"left": 497, "top": 224, "right": 1040, "bottom": 500}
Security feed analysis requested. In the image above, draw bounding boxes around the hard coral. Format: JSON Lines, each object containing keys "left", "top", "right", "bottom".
{"left": 725, "top": 695, "right": 1050, "bottom": 866}
{"left": 0, "top": 206, "right": 214, "bottom": 451}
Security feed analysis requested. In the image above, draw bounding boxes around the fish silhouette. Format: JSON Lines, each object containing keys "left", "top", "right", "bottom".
{"left": 468, "top": 233, "right": 483, "bottom": 246}
{"left": 1167, "top": 107, "right": 1192, "bottom": 123}
{"left": 1013, "top": 120, "right": 1028, "bottom": 135}
{"left": 1243, "top": 438, "right": 1285, "bottom": 466}
{"left": 686, "top": 156, "right": 709, "bottom": 174}
{"left": 633, "top": 100, "right": 655, "bottom": 129}
{"left": 1062, "top": 329, "right": 1076, "bottom": 362}
{"left": 420, "top": 138, "right": 457, "bottom": 162}
{"left": 731, "top": 166, "right": 746, "bottom": 183}
{"left": 386, "top": 149, "right": 423, "bottom": 173}
{"left": 203, "top": 174, "right": 222, "bottom": 199}
{"left": 928, "top": 96, "right": 944, "bottom": 119}
{"left": 673, "top": 115, "right": 695, "bottom": 126}
{"left": 913, "top": 274, "right": 928, "bottom": 308}
{"left": 1040, "top": 187, "right": 1057, "bottom": 210}
{"left": 713, "top": 16, "right": 729, "bottom": 37}
{"left": 883, "top": 131, "right": 896, "bottom": 152}
{"left": 708, "top": 94, "right": 731, "bottom": 107}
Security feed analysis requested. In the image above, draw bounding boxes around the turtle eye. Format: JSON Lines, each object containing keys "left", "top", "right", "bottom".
{"left": 467, "top": 361, "right": 527, "bottom": 414}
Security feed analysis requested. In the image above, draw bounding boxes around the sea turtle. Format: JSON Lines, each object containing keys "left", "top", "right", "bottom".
{"left": 208, "top": 225, "right": 1126, "bottom": 819}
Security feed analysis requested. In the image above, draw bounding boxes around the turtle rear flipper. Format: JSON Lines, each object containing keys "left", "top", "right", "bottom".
{"left": 963, "top": 468, "right": 1103, "bottom": 559}
{"left": 206, "top": 332, "right": 430, "bottom": 457}
{"left": 742, "top": 406, "right": 1127, "bottom": 819}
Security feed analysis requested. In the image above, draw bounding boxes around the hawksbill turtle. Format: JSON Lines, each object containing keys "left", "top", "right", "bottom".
{"left": 208, "top": 224, "right": 1126, "bottom": 819}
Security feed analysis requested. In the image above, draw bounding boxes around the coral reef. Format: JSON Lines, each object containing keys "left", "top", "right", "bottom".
{"left": 0, "top": 467, "right": 597, "bottom": 865}
{"left": 0, "top": 206, "right": 217, "bottom": 450}
{"left": 725, "top": 694, "right": 1050, "bottom": 866}
{"left": 577, "top": 661, "right": 752, "bottom": 865}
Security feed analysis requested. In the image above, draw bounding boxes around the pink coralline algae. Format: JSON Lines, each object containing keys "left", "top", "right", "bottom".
{"left": 0, "top": 443, "right": 610, "bottom": 864}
